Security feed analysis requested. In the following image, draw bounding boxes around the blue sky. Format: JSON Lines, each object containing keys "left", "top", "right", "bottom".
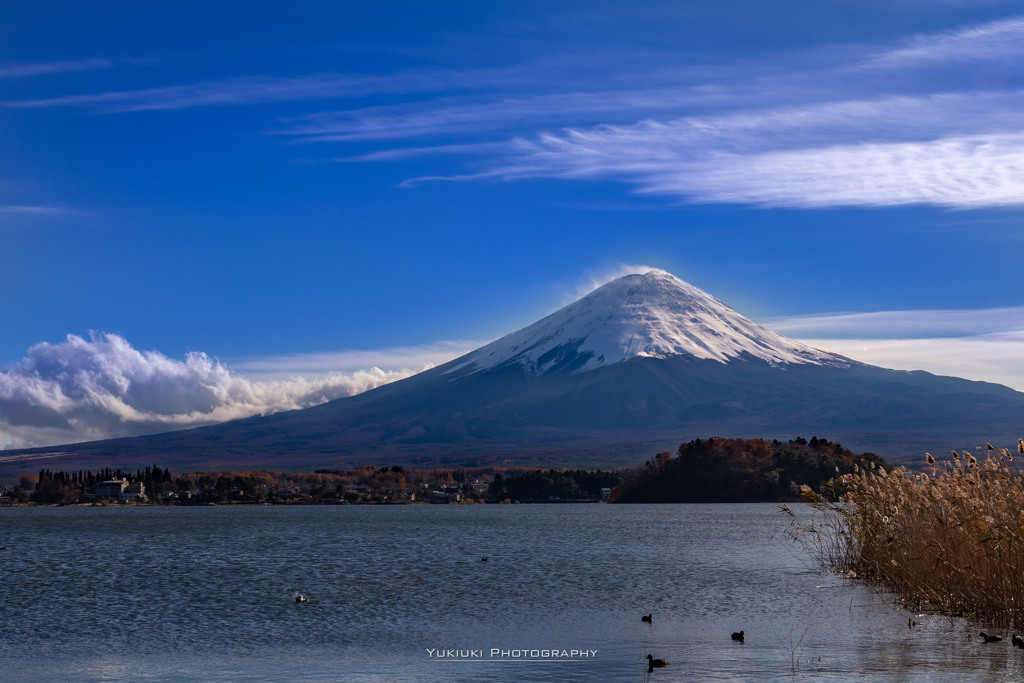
{"left": 3, "top": 1, "right": 1024, "bottom": 448}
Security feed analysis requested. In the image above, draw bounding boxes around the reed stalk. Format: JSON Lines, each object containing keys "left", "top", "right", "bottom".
{"left": 797, "top": 440, "right": 1024, "bottom": 629}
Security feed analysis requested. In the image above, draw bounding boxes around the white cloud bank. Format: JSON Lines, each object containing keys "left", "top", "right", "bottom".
{"left": 0, "top": 332, "right": 466, "bottom": 450}
{"left": 766, "top": 307, "right": 1024, "bottom": 391}
{"left": 795, "top": 334, "right": 1024, "bottom": 391}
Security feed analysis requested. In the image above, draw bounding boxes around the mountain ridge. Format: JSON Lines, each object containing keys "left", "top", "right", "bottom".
{"left": 1, "top": 270, "right": 1022, "bottom": 476}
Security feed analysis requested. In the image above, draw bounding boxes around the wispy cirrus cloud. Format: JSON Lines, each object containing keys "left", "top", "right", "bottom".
{"left": 453, "top": 15, "right": 1024, "bottom": 209}
{"left": 10, "top": 15, "right": 1024, "bottom": 210}
{"left": 765, "top": 306, "right": 1024, "bottom": 339}
{"left": 473, "top": 87, "right": 1024, "bottom": 207}
{"left": 349, "top": 15, "right": 1024, "bottom": 209}
{"left": 340, "top": 142, "right": 511, "bottom": 163}
{"left": 539, "top": 129, "right": 1024, "bottom": 209}
{"left": 865, "top": 15, "right": 1024, "bottom": 67}
{"left": 5, "top": 68, "right": 528, "bottom": 113}
{"left": 0, "top": 205, "right": 72, "bottom": 216}
{"left": 272, "top": 84, "right": 751, "bottom": 144}
{"left": 0, "top": 58, "right": 116, "bottom": 78}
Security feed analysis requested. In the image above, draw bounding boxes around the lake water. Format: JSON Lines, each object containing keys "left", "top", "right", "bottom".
{"left": 1, "top": 503, "right": 1022, "bottom": 682}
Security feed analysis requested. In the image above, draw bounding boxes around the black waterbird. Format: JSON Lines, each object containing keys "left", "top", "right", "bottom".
{"left": 646, "top": 654, "right": 668, "bottom": 671}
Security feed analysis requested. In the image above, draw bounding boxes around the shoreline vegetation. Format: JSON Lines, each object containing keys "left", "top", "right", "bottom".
{"left": 798, "top": 439, "right": 1024, "bottom": 629}
{"left": 0, "top": 436, "right": 886, "bottom": 507}
{"left": 0, "top": 464, "right": 622, "bottom": 506}
{"left": 614, "top": 436, "right": 888, "bottom": 503}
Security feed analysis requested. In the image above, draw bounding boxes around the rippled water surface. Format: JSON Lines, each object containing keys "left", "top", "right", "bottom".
{"left": 1, "top": 504, "right": 1021, "bottom": 681}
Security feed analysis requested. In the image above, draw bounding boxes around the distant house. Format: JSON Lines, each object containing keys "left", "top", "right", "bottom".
{"left": 429, "top": 486, "right": 463, "bottom": 503}
{"left": 95, "top": 479, "right": 128, "bottom": 499}
{"left": 121, "top": 481, "right": 145, "bottom": 502}
{"left": 92, "top": 479, "right": 145, "bottom": 502}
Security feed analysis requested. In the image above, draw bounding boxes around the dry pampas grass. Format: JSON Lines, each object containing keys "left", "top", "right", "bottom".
{"left": 797, "top": 442, "right": 1024, "bottom": 628}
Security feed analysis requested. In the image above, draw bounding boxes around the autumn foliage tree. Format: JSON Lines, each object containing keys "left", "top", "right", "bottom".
{"left": 614, "top": 436, "right": 889, "bottom": 503}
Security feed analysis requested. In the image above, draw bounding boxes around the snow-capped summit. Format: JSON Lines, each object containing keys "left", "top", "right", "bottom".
{"left": 451, "top": 269, "right": 849, "bottom": 375}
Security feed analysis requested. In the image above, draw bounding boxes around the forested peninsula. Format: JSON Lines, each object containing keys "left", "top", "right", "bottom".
{"left": 611, "top": 436, "right": 890, "bottom": 503}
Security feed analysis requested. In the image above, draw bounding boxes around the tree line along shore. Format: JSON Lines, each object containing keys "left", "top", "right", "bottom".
{"left": 0, "top": 436, "right": 886, "bottom": 506}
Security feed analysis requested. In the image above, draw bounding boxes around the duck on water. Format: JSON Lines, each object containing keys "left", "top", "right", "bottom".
{"left": 647, "top": 654, "right": 668, "bottom": 671}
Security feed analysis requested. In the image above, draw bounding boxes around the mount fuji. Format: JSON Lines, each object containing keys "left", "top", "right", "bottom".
{"left": 449, "top": 269, "right": 847, "bottom": 375}
{"left": 4, "top": 270, "right": 1024, "bottom": 474}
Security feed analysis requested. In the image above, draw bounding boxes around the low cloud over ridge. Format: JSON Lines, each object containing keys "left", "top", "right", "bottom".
{"left": 0, "top": 333, "right": 426, "bottom": 450}
{"left": 767, "top": 307, "right": 1024, "bottom": 392}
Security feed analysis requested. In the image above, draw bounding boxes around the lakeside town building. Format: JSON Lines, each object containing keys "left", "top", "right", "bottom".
{"left": 94, "top": 479, "right": 127, "bottom": 498}
{"left": 93, "top": 479, "right": 146, "bottom": 502}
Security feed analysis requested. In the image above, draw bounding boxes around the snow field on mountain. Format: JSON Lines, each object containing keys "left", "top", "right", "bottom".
{"left": 453, "top": 270, "right": 848, "bottom": 375}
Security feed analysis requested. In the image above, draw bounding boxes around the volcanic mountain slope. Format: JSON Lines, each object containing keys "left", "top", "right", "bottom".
{"left": 3, "top": 270, "right": 1023, "bottom": 475}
